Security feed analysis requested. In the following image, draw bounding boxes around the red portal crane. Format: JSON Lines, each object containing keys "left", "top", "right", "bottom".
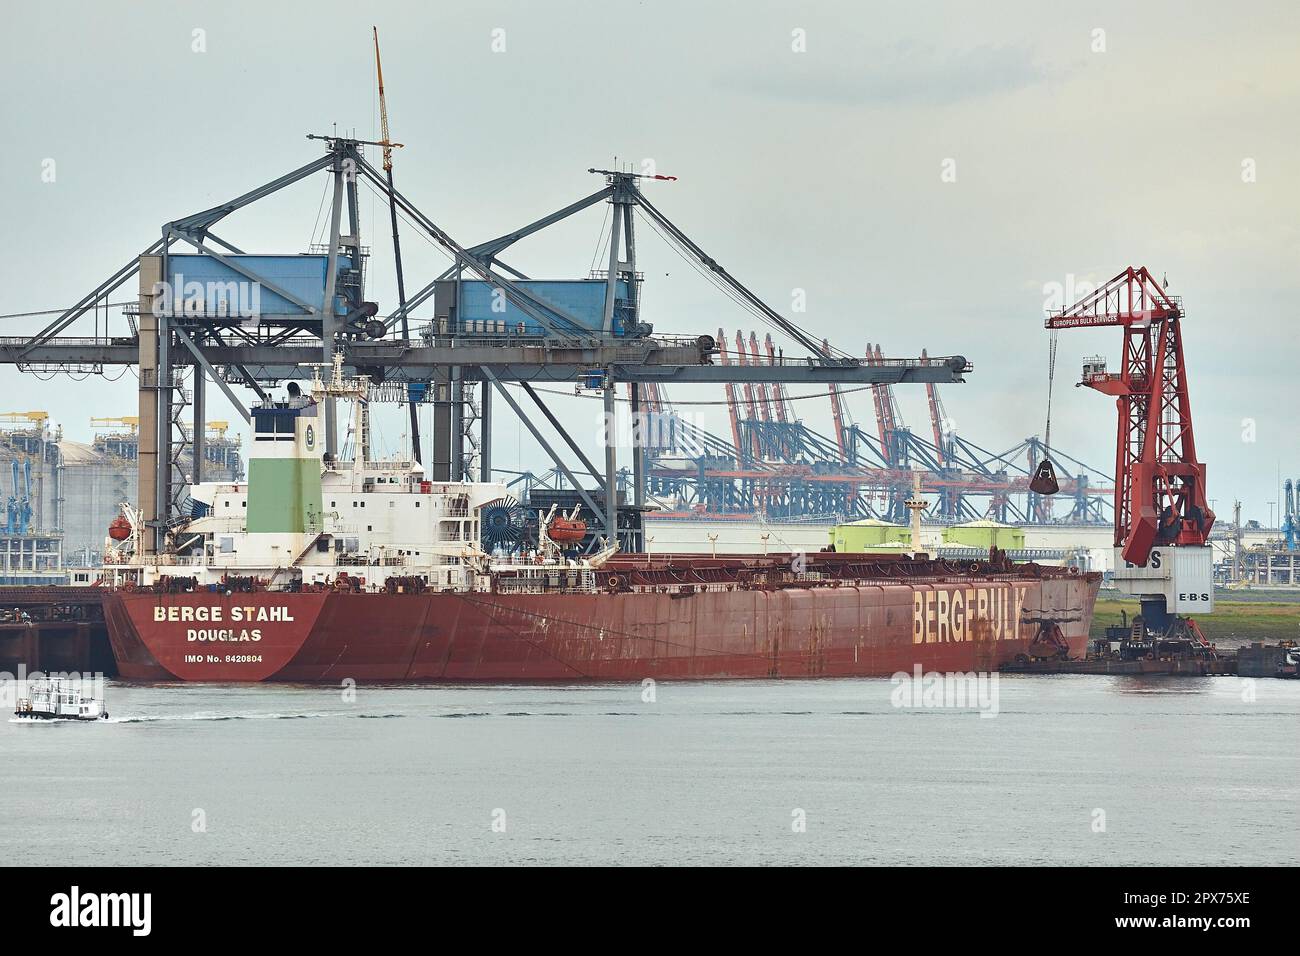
{"left": 1045, "top": 266, "right": 1214, "bottom": 566}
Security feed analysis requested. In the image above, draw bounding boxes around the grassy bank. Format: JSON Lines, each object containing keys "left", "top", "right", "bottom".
{"left": 1091, "top": 597, "right": 1300, "bottom": 647}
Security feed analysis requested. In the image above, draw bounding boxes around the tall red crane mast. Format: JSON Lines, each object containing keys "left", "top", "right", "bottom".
{"left": 1045, "top": 266, "right": 1214, "bottom": 568}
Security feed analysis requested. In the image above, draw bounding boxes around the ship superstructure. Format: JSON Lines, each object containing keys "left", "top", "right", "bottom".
{"left": 101, "top": 356, "right": 607, "bottom": 596}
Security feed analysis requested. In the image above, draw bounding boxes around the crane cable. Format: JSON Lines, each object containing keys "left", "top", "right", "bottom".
{"left": 1044, "top": 329, "right": 1058, "bottom": 458}
{"left": 1027, "top": 328, "right": 1062, "bottom": 496}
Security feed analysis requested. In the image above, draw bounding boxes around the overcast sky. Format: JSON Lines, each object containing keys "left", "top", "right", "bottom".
{"left": 1, "top": 0, "right": 1297, "bottom": 524}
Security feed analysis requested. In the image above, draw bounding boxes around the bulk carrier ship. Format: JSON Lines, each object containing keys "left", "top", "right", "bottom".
{"left": 97, "top": 362, "right": 1100, "bottom": 682}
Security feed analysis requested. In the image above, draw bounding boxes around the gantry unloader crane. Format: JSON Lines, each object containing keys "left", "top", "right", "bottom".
{"left": 1039, "top": 266, "right": 1215, "bottom": 642}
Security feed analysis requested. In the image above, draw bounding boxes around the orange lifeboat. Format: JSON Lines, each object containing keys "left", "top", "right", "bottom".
{"left": 547, "top": 516, "right": 587, "bottom": 543}
{"left": 108, "top": 516, "right": 132, "bottom": 541}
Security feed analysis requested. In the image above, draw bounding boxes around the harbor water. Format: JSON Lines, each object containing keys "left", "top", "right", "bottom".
{"left": 3, "top": 676, "right": 1297, "bottom": 866}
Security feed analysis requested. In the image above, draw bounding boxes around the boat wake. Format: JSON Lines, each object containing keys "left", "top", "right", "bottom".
{"left": 107, "top": 712, "right": 343, "bottom": 723}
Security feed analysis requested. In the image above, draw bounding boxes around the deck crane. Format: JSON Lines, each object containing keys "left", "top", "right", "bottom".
{"left": 372, "top": 27, "right": 421, "bottom": 464}
{"left": 1044, "top": 265, "right": 1216, "bottom": 638}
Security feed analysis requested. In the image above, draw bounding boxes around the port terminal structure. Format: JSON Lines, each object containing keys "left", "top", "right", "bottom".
{"left": 633, "top": 340, "right": 1113, "bottom": 526}
{"left": 0, "top": 137, "right": 970, "bottom": 554}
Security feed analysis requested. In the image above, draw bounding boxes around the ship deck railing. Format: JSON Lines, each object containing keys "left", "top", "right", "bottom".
{"left": 615, "top": 571, "right": 1078, "bottom": 594}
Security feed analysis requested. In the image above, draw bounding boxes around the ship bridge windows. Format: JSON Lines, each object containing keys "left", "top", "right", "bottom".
{"left": 253, "top": 409, "right": 297, "bottom": 441}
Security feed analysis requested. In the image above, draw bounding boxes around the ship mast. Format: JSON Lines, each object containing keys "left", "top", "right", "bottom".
{"left": 311, "top": 352, "right": 371, "bottom": 486}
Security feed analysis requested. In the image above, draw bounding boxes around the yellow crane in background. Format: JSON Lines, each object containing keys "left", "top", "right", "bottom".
{"left": 373, "top": 27, "right": 404, "bottom": 171}
{"left": 90, "top": 416, "right": 139, "bottom": 433}
{"left": 91, "top": 417, "right": 231, "bottom": 437}
{"left": 0, "top": 411, "right": 49, "bottom": 427}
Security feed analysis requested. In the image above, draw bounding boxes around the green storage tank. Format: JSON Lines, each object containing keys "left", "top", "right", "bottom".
{"left": 829, "top": 519, "right": 911, "bottom": 552}
{"left": 941, "top": 519, "right": 1024, "bottom": 550}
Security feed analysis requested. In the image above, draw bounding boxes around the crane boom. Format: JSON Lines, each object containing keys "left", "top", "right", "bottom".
{"left": 373, "top": 27, "right": 404, "bottom": 171}
{"left": 372, "top": 27, "right": 419, "bottom": 463}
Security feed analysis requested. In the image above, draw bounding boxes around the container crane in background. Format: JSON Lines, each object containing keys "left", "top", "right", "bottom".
{"left": 921, "top": 349, "right": 960, "bottom": 518}
{"left": 761, "top": 334, "right": 795, "bottom": 460}
{"left": 1044, "top": 265, "right": 1216, "bottom": 639}
{"left": 824, "top": 338, "right": 850, "bottom": 464}
{"left": 716, "top": 329, "right": 745, "bottom": 459}
{"left": 921, "top": 350, "right": 953, "bottom": 468}
{"left": 733, "top": 330, "right": 763, "bottom": 457}
{"left": 866, "top": 342, "right": 911, "bottom": 519}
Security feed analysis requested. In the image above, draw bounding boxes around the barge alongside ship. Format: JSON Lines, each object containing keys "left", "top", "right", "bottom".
{"left": 97, "top": 362, "right": 1100, "bottom": 682}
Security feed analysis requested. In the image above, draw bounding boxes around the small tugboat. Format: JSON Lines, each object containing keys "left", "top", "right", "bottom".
{"left": 13, "top": 679, "right": 109, "bottom": 721}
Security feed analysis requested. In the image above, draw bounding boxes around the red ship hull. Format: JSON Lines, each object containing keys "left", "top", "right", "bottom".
{"left": 102, "top": 560, "right": 1100, "bottom": 682}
